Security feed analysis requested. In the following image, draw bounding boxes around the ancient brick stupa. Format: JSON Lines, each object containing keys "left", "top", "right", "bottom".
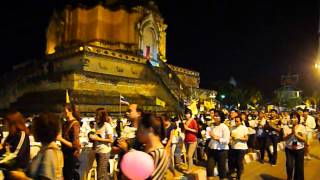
{"left": 0, "top": 0, "right": 216, "bottom": 114}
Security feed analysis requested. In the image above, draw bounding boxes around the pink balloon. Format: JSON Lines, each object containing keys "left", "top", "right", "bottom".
{"left": 120, "top": 151, "right": 155, "bottom": 180}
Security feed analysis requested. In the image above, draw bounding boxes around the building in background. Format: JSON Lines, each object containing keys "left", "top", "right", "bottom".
{"left": 274, "top": 74, "right": 302, "bottom": 109}
{"left": 0, "top": 0, "right": 216, "bottom": 114}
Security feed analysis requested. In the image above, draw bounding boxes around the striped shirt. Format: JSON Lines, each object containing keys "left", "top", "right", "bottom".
{"left": 149, "top": 148, "right": 170, "bottom": 180}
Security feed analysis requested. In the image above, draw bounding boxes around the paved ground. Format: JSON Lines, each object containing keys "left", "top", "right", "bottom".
{"left": 240, "top": 142, "right": 320, "bottom": 180}
{"left": 167, "top": 141, "right": 320, "bottom": 180}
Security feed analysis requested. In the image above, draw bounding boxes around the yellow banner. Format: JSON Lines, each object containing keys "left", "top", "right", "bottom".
{"left": 156, "top": 97, "right": 166, "bottom": 107}
{"left": 204, "top": 100, "right": 214, "bottom": 110}
{"left": 188, "top": 100, "right": 198, "bottom": 116}
{"left": 66, "top": 90, "right": 70, "bottom": 104}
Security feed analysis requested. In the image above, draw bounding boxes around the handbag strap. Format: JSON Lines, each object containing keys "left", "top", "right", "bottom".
{"left": 12, "top": 131, "right": 25, "bottom": 156}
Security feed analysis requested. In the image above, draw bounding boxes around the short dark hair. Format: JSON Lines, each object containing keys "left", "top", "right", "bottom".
{"left": 216, "top": 110, "right": 226, "bottom": 122}
{"left": 161, "top": 114, "right": 170, "bottom": 122}
{"left": 303, "top": 109, "right": 309, "bottom": 113}
{"left": 270, "top": 109, "right": 278, "bottom": 113}
{"left": 290, "top": 111, "right": 301, "bottom": 123}
{"left": 235, "top": 115, "right": 242, "bottom": 121}
{"left": 65, "top": 103, "right": 81, "bottom": 121}
{"left": 209, "top": 108, "right": 215, "bottom": 112}
{"left": 32, "top": 112, "right": 61, "bottom": 144}
{"left": 296, "top": 107, "right": 303, "bottom": 111}
{"left": 139, "top": 113, "right": 165, "bottom": 140}
{"left": 230, "top": 109, "right": 238, "bottom": 113}
{"left": 136, "top": 107, "right": 143, "bottom": 114}
{"left": 185, "top": 108, "right": 192, "bottom": 116}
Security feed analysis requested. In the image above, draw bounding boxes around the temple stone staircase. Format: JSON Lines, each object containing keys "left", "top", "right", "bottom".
{"left": 147, "top": 59, "right": 190, "bottom": 112}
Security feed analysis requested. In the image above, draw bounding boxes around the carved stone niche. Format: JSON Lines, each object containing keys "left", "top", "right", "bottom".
{"left": 116, "top": 66, "right": 124, "bottom": 73}
{"left": 137, "top": 13, "right": 160, "bottom": 61}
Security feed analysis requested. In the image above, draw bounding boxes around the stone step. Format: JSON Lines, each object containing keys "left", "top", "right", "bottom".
{"left": 244, "top": 141, "right": 286, "bottom": 163}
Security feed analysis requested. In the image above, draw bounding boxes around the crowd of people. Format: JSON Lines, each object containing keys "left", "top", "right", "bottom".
{"left": 0, "top": 103, "right": 319, "bottom": 180}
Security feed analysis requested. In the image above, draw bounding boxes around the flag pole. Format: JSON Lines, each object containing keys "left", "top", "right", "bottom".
{"left": 155, "top": 97, "right": 157, "bottom": 116}
{"left": 119, "top": 94, "right": 122, "bottom": 119}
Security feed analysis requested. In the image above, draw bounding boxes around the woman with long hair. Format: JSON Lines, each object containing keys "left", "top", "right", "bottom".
{"left": 57, "top": 104, "right": 81, "bottom": 180}
{"left": 136, "top": 113, "right": 170, "bottom": 180}
{"left": 0, "top": 110, "right": 30, "bottom": 174}
{"left": 10, "top": 112, "right": 64, "bottom": 180}
{"left": 183, "top": 109, "right": 198, "bottom": 173}
{"left": 89, "top": 108, "right": 113, "bottom": 180}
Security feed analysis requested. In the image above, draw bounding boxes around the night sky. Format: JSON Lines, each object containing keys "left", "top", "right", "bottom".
{"left": 0, "top": 0, "right": 319, "bottom": 97}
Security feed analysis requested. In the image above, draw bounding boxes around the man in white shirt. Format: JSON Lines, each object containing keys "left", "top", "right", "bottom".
{"left": 207, "top": 111, "right": 230, "bottom": 179}
{"left": 302, "top": 109, "right": 316, "bottom": 160}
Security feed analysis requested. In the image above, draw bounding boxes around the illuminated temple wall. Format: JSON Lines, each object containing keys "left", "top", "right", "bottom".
{"left": 46, "top": 5, "right": 167, "bottom": 58}
{"left": 0, "top": 44, "right": 179, "bottom": 113}
{"left": 0, "top": 3, "right": 211, "bottom": 114}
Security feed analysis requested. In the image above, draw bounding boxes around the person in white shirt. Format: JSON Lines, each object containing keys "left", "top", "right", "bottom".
{"left": 242, "top": 113, "right": 257, "bottom": 153}
{"left": 207, "top": 111, "right": 230, "bottom": 179}
{"left": 281, "top": 111, "right": 291, "bottom": 126}
{"left": 302, "top": 109, "right": 316, "bottom": 160}
{"left": 229, "top": 116, "right": 249, "bottom": 180}
{"left": 89, "top": 108, "right": 114, "bottom": 180}
{"left": 225, "top": 110, "right": 238, "bottom": 128}
{"left": 283, "top": 112, "right": 306, "bottom": 180}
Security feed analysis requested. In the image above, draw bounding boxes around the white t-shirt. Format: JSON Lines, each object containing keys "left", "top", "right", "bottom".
{"left": 94, "top": 122, "right": 113, "bottom": 153}
{"left": 258, "top": 118, "right": 266, "bottom": 127}
{"left": 281, "top": 116, "right": 290, "bottom": 125}
{"left": 208, "top": 123, "right": 230, "bottom": 150}
{"left": 302, "top": 115, "right": 316, "bottom": 132}
{"left": 230, "top": 125, "right": 248, "bottom": 150}
{"left": 224, "top": 119, "right": 236, "bottom": 128}
{"left": 247, "top": 120, "right": 257, "bottom": 134}
{"left": 121, "top": 126, "right": 137, "bottom": 139}
{"left": 205, "top": 126, "right": 212, "bottom": 139}
{"left": 283, "top": 124, "right": 306, "bottom": 150}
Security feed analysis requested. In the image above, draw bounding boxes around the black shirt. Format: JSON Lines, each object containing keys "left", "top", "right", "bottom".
{"left": 0, "top": 131, "right": 30, "bottom": 170}
{"left": 164, "top": 123, "right": 177, "bottom": 143}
